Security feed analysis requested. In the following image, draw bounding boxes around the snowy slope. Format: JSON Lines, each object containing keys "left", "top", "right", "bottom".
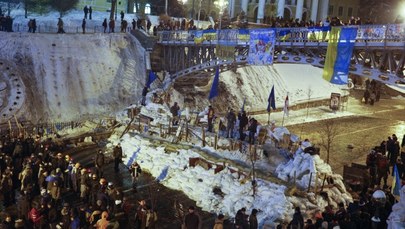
{"left": 0, "top": 32, "right": 145, "bottom": 121}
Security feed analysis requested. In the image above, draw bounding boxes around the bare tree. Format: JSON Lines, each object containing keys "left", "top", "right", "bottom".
{"left": 317, "top": 119, "right": 340, "bottom": 164}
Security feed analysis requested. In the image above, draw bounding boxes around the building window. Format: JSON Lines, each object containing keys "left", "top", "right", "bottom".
{"left": 133, "top": 3, "right": 140, "bottom": 13}
{"left": 328, "top": 5, "right": 333, "bottom": 15}
{"left": 338, "top": 6, "right": 343, "bottom": 16}
{"left": 348, "top": 7, "right": 353, "bottom": 17}
{"left": 145, "top": 3, "right": 151, "bottom": 14}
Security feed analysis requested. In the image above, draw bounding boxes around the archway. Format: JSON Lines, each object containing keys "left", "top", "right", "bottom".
{"left": 283, "top": 8, "right": 291, "bottom": 20}
{"left": 254, "top": 7, "right": 258, "bottom": 22}
{"left": 302, "top": 11, "right": 307, "bottom": 21}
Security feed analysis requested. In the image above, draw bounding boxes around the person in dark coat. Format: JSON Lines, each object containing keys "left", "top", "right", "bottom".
{"left": 226, "top": 109, "right": 236, "bottom": 138}
{"left": 238, "top": 111, "right": 248, "bottom": 141}
{"left": 248, "top": 118, "right": 258, "bottom": 144}
{"left": 184, "top": 206, "right": 200, "bottom": 229}
{"left": 94, "top": 150, "right": 105, "bottom": 178}
{"left": 235, "top": 208, "right": 249, "bottom": 229}
{"left": 102, "top": 18, "right": 107, "bottom": 33}
{"left": 170, "top": 102, "right": 180, "bottom": 126}
{"left": 82, "top": 18, "right": 86, "bottom": 34}
{"left": 89, "top": 6, "right": 92, "bottom": 20}
{"left": 288, "top": 207, "right": 304, "bottom": 229}
{"left": 109, "top": 19, "right": 115, "bottom": 33}
{"left": 83, "top": 5, "right": 88, "bottom": 19}
{"left": 207, "top": 105, "right": 215, "bottom": 132}
{"left": 249, "top": 209, "right": 258, "bottom": 229}
{"left": 141, "top": 86, "right": 148, "bottom": 106}
{"left": 112, "top": 143, "right": 123, "bottom": 172}
{"left": 120, "top": 11, "right": 125, "bottom": 21}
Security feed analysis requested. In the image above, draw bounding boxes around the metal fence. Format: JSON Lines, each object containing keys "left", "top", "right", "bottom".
{"left": 12, "top": 23, "right": 115, "bottom": 34}
{"left": 157, "top": 24, "right": 405, "bottom": 44}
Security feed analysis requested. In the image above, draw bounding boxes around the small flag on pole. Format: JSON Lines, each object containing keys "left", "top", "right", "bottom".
{"left": 267, "top": 85, "right": 276, "bottom": 112}
{"left": 283, "top": 95, "right": 289, "bottom": 116}
{"left": 146, "top": 71, "right": 157, "bottom": 88}
{"left": 209, "top": 66, "right": 220, "bottom": 100}
{"left": 392, "top": 164, "right": 401, "bottom": 196}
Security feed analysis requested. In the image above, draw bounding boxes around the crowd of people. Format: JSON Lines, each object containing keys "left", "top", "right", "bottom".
{"left": 0, "top": 134, "right": 157, "bottom": 228}
{"left": 0, "top": 14, "right": 13, "bottom": 32}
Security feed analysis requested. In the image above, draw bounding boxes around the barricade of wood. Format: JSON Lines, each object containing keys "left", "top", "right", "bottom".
{"left": 343, "top": 163, "right": 368, "bottom": 192}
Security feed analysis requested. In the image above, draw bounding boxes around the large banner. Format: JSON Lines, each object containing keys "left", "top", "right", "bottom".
{"left": 322, "top": 27, "right": 358, "bottom": 85}
{"left": 248, "top": 29, "right": 276, "bottom": 65}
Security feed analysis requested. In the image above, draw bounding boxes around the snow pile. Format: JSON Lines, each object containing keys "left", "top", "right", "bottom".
{"left": 139, "top": 103, "right": 171, "bottom": 126}
{"left": 276, "top": 141, "right": 352, "bottom": 209}
{"left": 106, "top": 133, "right": 293, "bottom": 225}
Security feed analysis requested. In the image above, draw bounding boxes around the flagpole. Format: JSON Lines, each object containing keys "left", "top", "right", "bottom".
{"left": 281, "top": 111, "right": 285, "bottom": 127}
{"left": 267, "top": 110, "right": 270, "bottom": 125}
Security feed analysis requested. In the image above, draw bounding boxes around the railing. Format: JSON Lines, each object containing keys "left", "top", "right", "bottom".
{"left": 156, "top": 24, "right": 405, "bottom": 44}
{"left": 10, "top": 24, "right": 128, "bottom": 34}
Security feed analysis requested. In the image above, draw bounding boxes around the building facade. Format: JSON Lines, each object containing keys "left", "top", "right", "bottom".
{"left": 183, "top": 0, "right": 360, "bottom": 24}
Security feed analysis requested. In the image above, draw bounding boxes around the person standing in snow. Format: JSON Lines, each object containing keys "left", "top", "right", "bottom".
{"left": 120, "top": 11, "right": 125, "bottom": 21}
{"left": 83, "top": 5, "right": 89, "bottom": 19}
{"left": 207, "top": 105, "right": 215, "bottom": 132}
{"left": 57, "top": 18, "right": 65, "bottom": 33}
{"left": 129, "top": 162, "right": 142, "bottom": 189}
{"left": 141, "top": 86, "right": 148, "bottom": 106}
{"left": 248, "top": 118, "right": 258, "bottom": 144}
{"left": 82, "top": 18, "right": 86, "bottom": 34}
{"left": 109, "top": 18, "right": 115, "bottom": 33}
{"left": 112, "top": 143, "right": 123, "bottom": 173}
{"left": 170, "top": 102, "right": 180, "bottom": 126}
{"left": 132, "top": 19, "right": 137, "bottom": 30}
{"left": 102, "top": 18, "right": 107, "bottom": 33}
{"left": 89, "top": 6, "right": 93, "bottom": 20}
{"left": 238, "top": 111, "right": 248, "bottom": 141}
{"left": 226, "top": 108, "right": 236, "bottom": 138}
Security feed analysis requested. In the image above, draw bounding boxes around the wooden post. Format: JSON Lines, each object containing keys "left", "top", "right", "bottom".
{"left": 293, "top": 171, "right": 296, "bottom": 186}
{"left": 321, "top": 174, "right": 327, "bottom": 191}
{"left": 307, "top": 172, "right": 313, "bottom": 193}
{"left": 314, "top": 173, "right": 318, "bottom": 198}
{"left": 168, "top": 120, "right": 172, "bottom": 135}
{"left": 202, "top": 127, "right": 206, "bottom": 147}
{"left": 214, "top": 134, "right": 218, "bottom": 150}
{"left": 185, "top": 122, "right": 189, "bottom": 142}
{"left": 138, "top": 117, "right": 141, "bottom": 132}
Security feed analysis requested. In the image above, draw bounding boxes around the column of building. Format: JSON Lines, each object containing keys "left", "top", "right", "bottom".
{"left": 295, "top": 0, "right": 304, "bottom": 20}
{"left": 241, "top": 0, "right": 248, "bottom": 15}
{"left": 311, "top": 0, "right": 319, "bottom": 22}
{"left": 277, "top": 0, "right": 285, "bottom": 18}
{"left": 319, "top": 0, "right": 329, "bottom": 22}
{"left": 257, "top": 0, "right": 265, "bottom": 23}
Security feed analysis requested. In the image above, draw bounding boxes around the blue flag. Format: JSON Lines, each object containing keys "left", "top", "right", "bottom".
{"left": 209, "top": 66, "right": 220, "bottom": 100}
{"left": 146, "top": 71, "right": 157, "bottom": 88}
{"left": 157, "top": 166, "right": 169, "bottom": 182}
{"left": 267, "top": 85, "right": 276, "bottom": 112}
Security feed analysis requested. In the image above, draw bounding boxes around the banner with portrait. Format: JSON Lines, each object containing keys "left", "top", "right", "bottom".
{"left": 248, "top": 29, "right": 276, "bottom": 65}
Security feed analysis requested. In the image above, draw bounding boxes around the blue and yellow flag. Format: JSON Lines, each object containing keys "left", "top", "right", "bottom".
{"left": 392, "top": 164, "right": 401, "bottom": 196}
{"left": 194, "top": 30, "right": 204, "bottom": 44}
{"left": 322, "top": 27, "right": 357, "bottom": 84}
